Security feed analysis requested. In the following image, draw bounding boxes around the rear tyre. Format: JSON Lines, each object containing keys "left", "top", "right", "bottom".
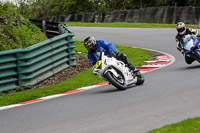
{"left": 185, "top": 55, "right": 194, "bottom": 64}
{"left": 105, "top": 71, "right": 127, "bottom": 90}
{"left": 135, "top": 71, "right": 144, "bottom": 85}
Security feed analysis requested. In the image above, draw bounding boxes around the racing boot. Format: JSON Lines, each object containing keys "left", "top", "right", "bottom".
{"left": 128, "top": 62, "right": 139, "bottom": 74}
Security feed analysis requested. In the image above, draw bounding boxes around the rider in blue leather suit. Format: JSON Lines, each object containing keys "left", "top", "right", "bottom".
{"left": 84, "top": 36, "right": 138, "bottom": 73}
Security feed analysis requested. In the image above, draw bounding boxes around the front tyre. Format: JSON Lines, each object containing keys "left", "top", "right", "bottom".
{"left": 105, "top": 71, "right": 127, "bottom": 90}
{"left": 135, "top": 71, "right": 144, "bottom": 85}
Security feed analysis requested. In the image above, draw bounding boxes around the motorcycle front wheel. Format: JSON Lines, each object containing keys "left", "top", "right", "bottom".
{"left": 105, "top": 71, "right": 127, "bottom": 90}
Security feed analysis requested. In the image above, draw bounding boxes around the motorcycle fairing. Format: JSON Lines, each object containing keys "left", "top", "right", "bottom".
{"left": 183, "top": 38, "right": 200, "bottom": 55}
{"left": 94, "top": 52, "right": 137, "bottom": 86}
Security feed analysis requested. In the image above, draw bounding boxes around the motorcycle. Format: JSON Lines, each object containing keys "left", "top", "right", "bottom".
{"left": 182, "top": 34, "right": 200, "bottom": 63}
{"left": 92, "top": 52, "right": 144, "bottom": 90}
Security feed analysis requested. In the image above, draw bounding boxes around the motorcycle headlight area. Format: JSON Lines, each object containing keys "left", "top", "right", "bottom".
{"left": 184, "top": 39, "right": 194, "bottom": 51}
{"left": 95, "top": 60, "right": 102, "bottom": 69}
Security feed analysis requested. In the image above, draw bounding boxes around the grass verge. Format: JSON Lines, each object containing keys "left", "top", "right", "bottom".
{"left": 0, "top": 40, "right": 150, "bottom": 107}
{"left": 146, "top": 117, "right": 200, "bottom": 133}
{"left": 63, "top": 22, "right": 199, "bottom": 28}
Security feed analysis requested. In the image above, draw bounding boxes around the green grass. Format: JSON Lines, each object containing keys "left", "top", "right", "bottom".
{"left": 146, "top": 117, "right": 200, "bottom": 133}
{"left": 0, "top": 40, "right": 150, "bottom": 107}
{"left": 63, "top": 22, "right": 199, "bottom": 28}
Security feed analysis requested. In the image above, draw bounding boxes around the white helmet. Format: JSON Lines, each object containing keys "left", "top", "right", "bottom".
{"left": 176, "top": 22, "right": 186, "bottom": 35}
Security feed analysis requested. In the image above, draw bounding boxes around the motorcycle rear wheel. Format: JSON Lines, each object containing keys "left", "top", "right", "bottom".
{"left": 105, "top": 71, "right": 127, "bottom": 90}
{"left": 135, "top": 71, "right": 145, "bottom": 85}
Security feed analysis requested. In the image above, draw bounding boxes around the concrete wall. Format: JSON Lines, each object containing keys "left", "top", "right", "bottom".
{"left": 39, "top": 6, "right": 200, "bottom": 24}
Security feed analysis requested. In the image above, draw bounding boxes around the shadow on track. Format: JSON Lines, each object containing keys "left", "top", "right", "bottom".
{"left": 96, "top": 85, "right": 137, "bottom": 94}
{"left": 175, "top": 64, "right": 200, "bottom": 71}
{"left": 185, "top": 64, "right": 200, "bottom": 69}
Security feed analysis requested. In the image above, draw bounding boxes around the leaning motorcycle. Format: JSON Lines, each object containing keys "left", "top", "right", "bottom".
{"left": 181, "top": 34, "right": 200, "bottom": 64}
{"left": 93, "top": 52, "right": 144, "bottom": 90}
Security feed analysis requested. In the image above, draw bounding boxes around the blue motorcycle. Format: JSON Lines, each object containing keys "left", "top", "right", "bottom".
{"left": 182, "top": 35, "right": 200, "bottom": 64}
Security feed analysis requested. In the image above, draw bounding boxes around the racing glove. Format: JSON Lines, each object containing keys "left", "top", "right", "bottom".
{"left": 180, "top": 50, "right": 184, "bottom": 55}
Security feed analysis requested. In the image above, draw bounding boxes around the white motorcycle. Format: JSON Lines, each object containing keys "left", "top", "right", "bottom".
{"left": 93, "top": 52, "right": 144, "bottom": 90}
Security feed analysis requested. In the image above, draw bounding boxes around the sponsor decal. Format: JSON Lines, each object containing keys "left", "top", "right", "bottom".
{"left": 104, "top": 40, "right": 109, "bottom": 45}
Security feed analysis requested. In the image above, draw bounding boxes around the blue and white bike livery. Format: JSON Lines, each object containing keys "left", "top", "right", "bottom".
{"left": 182, "top": 34, "right": 200, "bottom": 63}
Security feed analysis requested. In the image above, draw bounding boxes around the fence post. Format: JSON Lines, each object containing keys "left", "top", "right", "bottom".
{"left": 42, "top": 21, "right": 46, "bottom": 34}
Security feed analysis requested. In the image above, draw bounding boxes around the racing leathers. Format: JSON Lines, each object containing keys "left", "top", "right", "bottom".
{"left": 176, "top": 28, "right": 199, "bottom": 53}
{"left": 176, "top": 28, "right": 200, "bottom": 64}
{"left": 87, "top": 40, "right": 138, "bottom": 72}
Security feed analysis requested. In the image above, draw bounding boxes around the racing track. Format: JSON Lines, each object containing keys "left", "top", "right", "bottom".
{"left": 1, "top": 27, "right": 200, "bottom": 133}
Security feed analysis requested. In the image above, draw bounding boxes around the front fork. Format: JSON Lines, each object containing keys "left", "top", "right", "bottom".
{"left": 193, "top": 44, "right": 200, "bottom": 57}
{"left": 187, "top": 48, "right": 200, "bottom": 62}
{"left": 194, "top": 49, "right": 200, "bottom": 59}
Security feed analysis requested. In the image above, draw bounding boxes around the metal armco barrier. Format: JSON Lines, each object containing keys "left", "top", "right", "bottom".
{"left": 0, "top": 49, "right": 20, "bottom": 91}
{"left": 29, "top": 18, "right": 71, "bottom": 38}
{"left": 0, "top": 33, "right": 76, "bottom": 91}
{"left": 39, "top": 6, "right": 200, "bottom": 24}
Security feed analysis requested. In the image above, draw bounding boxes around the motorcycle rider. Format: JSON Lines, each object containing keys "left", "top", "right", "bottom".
{"left": 176, "top": 22, "right": 200, "bottom": 64}
{"left": 84, "top": 36, "right": 139, "bottom": 73}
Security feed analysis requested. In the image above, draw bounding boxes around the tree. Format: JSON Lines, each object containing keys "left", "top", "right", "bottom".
{"left": 48, "top": 0, "right": 95, "bottom": 15}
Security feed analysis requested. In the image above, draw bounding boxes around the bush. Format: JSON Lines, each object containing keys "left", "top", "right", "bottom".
{"left": 0, "top": 3, "right": 47, "bottom": 51}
